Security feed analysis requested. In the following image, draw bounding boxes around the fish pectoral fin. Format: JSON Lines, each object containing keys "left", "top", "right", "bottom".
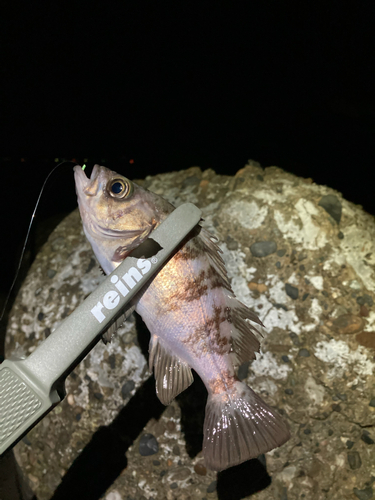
{"left": 112, "top": 245, "right": 129, "bottom": 262}
{"left": 149, "top": 336, "right": 194, "bottom": 406}
{"left": 101, "top": 305, "right": 136, "bottom": 344}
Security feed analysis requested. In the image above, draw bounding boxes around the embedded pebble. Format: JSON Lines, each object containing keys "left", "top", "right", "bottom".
{"left": 207, "top": 480, "right": 217, "bottom": 493}
{"left": 285, "top": 283, "right": 299, "bottom": 300}
{"left": 356, "top": 294, "right": 374, "bottom": 307}
{"left": 356, "top": 332, "right": 375, "bottom": 349}
{"left": 248, "top": 282, "right": 268, "bottom": 293}
{"left": 347, "top": 452, "right": 362, "bottom": 470}
{"left": 51, "top": 236, "right": 65, "bottom": 250}
{"left": 182, "top": 175, "right": 200, "bottom": 187}
{"left": 250, "top": 240, "right": 277, "bottom": 257}
{"left": 318, "top": 194, "right": 342, "bottom": 224}
{"left": 172, "top": 444, "right": 180, "bottom": 456}
{"left": 361, "top": 431, "right": 374, "bottom": 445}
{"left": 353, "top": 486, "right": 373, "bottom": 500}
{"left": 67, "top": 394, "right": 75, "bottom": 406}
{"left": 47, "top": 269, "right": 57, "bottom": 279}
{"left": 22, "top": 435, "right": 32, "bottom": 446}
{"left": 121, "top": 380, "right": 135, "bottom": 399}
{"left": 107, "top": 354, "right": 116, "bottom": 369}
{"left": 336, "top": 393, "right": 347, "bottom": 401}
{"left": 226, "top": 235, "right": 238, "bottom": 250}
{"left": 194, "top": 463, "right": 207, "bottom": 476}
{"left": 139, "top": 433, "right": 159, "bottom": 456}
{"left": 298, "top": 349, "right": 310, "bottom": 357}
{"left": 332, "top": 314, "right": 364, "bottom": 334}
{"left": 359, "top": 305, "right": 369, "bottom": 317}
{"left": 166, "top": 420, "right": 176, "bottom": 432}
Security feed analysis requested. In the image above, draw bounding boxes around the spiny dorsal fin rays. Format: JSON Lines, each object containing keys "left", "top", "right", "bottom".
{"left": 199, "top": 227, "right": 265, "bottom": 366}
{"left": 199, "top": 228, "right": 232, "bottom": 289}
{"left": 149, "top": 335, "right": 194, "bottom": 405}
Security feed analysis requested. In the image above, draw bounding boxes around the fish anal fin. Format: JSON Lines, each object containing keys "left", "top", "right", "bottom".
{"left": 203, "top": 381, "right": 290, "bottom": 471}
{"left": 149, "top": 336, "right": 194, "bottom": 405}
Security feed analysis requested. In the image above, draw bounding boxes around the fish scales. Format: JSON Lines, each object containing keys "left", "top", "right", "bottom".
{"left": 74, "top": 164, "right": 290, "bottom": 471}
{"left": 137, "top": 234, "right": 234, "bottom": 378}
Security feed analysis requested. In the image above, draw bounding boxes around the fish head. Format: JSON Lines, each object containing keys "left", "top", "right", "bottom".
{"left": 74, "top": 164, "right": 173, "bottom": 273}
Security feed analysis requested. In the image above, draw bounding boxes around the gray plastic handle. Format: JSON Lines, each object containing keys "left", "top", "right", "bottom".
{"left": 0, "top": 202, "right": 201, "bottom": 455}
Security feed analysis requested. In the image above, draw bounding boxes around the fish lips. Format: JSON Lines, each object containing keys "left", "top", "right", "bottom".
{"left": 73, "top": 164, "right": 102, "bottom": 195}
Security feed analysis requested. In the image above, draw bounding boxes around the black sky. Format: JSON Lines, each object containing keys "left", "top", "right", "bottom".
{"left": 1, "top": 2, "right": 374, "bottom": 303}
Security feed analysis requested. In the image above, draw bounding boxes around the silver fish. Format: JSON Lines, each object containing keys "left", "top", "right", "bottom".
{"left": 74, "top": 164, "right": 290, "bottom": 471}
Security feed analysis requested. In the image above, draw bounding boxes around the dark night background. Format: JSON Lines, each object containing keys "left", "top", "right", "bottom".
{"left": 1, "top": 2, "right": 375, "bottom": 313}
{"left": 0, "top": 1, "right": 374, "bottom": 497}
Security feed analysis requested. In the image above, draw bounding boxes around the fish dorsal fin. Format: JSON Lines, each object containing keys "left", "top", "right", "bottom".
{"left": 149, "top": 335, "right": 194, "bottom": 405}
{"left": 199, "top": 227, "right": 264, "bottom": 366}
{"left": 227, "top": 296, "right": 264, "bottom": 366}
{"left": 101, "top": 305, "right": 135, "bottom": 344}
{"left": 198, "top": 228, "right": 232, "bottom": 291}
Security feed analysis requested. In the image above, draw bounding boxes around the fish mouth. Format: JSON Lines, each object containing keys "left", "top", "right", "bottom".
{"left": 73, "top": 164, "right": 100, "bottom": 192}
{"left": 73, "top": 164, "right": 102, "bottom": 233}
{"left": 96, "top": 225, "right": 147, "bottom": 240}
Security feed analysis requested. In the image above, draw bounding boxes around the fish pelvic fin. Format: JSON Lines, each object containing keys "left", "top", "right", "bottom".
{"left": 101, "top": 305, "right": 135, "bottom": 344}
{"left": 203, "top": 381, "right": 290, "bottom": 471}
{"left": 149, "top": 335, "right": 194, "bottom": 405}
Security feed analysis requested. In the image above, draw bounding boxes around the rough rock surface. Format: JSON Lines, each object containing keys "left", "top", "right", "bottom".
{"left": 6, "top": 161, "right": 375, "bottom": 500}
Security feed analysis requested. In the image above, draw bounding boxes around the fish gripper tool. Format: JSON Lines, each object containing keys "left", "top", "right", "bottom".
{"left": 0, "top": 202, "right": 201, "bottom": 455}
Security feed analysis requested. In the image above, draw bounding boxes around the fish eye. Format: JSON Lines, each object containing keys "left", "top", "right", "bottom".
{"left": 108, "top": 178, "right": 132, "bottom": 199}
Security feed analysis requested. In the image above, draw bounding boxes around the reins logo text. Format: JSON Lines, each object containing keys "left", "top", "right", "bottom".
{"left": 91, "top": 258, "right": 152, "bottom": 323}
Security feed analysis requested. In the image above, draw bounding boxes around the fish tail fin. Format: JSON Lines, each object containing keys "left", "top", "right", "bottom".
{"left": 203, "top": 381, "right": 290, "bottom": 471}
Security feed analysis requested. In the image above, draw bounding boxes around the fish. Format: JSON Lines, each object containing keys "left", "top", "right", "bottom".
{"left": 74, "top": 164, "right": 290, "bottom": 471}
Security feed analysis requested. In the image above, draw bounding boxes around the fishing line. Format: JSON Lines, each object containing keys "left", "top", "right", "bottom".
{"left": 0, "top": 160, "right": 84, "bottom": 323}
